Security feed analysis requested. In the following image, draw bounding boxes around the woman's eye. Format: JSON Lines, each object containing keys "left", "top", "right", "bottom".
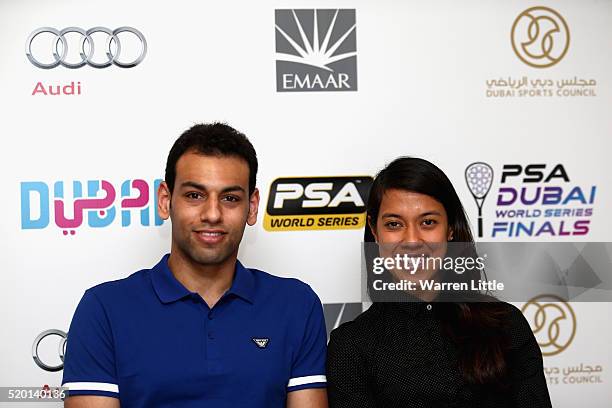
{"left": 384, "top": 221, "right": 402, "bottom": 229}
{"left": 422, "top": 219, "right": 437, "bottom": 226}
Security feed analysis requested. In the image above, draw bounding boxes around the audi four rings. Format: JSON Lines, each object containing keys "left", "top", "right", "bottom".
{"left": 32, "top": 329, "right": 68, "bottom": 372}
{"left": 26, "top": 26, "right": 147, "bottom": 69}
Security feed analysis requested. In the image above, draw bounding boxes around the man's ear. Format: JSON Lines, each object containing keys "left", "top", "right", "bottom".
{"left": 158, "top": 181, "right": 171, "bottom": 220}
{"left": 246, "top": 188, "right": 260, "bottom": 226}
{"left": 368, "top": 216, "right": 378, "bottom": 243}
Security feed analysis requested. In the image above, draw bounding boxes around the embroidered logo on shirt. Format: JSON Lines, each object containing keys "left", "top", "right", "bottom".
{"left": 252, "top": 338, "right": 270, "bottom": 349}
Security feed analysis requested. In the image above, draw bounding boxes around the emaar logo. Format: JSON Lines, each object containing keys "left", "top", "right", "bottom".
{"left": 275, "top": 9, "right": 358, "bottom": 92}
{"left": 21, "top": 179, "right": 164, "bottom": 235}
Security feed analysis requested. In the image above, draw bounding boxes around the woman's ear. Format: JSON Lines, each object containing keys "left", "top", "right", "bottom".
{"left": 447, "top": 227, "right": 454, "bottom": 241}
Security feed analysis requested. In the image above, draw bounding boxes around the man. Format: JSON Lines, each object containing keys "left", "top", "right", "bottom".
{"left": 62, "top": 123, "right": 328, "bottom": 408}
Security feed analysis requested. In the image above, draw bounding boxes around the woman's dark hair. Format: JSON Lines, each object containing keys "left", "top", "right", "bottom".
{"left": 165, "top": 122, "right": 258, "bottom": 196}
{"left": 365, "top": 157, "right": 510, "bottom": 386}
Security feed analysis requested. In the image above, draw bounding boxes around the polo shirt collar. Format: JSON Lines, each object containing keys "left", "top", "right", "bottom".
{"left": 151, "top": 254, "right": 255, "bottom": 304}
{"left": 226, "top": 260, "right": 255, "bottom": 304}
{"left": 151, "top": 254, "right": 190, "bottom": 304}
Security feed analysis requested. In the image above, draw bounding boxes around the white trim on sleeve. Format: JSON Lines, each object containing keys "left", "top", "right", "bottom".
{"left": 287, "top": 375, "right": 327, "bottom": 388}
{"left": 62, "top": 382, "right": 119, "bottom": 393}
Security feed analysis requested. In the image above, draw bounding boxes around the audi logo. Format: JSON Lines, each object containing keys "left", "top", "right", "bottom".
{"left": 26, "top": 26, "right": 147, "bottom": 69}
{"left": 32, "top": 329, "right": 67, "bottom": 372}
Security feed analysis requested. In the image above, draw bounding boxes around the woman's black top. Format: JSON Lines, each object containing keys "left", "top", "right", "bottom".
{"left": 326, "top": 301, "right": 552, "bottom": 408}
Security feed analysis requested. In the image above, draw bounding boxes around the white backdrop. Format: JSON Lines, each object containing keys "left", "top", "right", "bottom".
{"left": 0, "top": 0, "right": 610, "bottom": 406}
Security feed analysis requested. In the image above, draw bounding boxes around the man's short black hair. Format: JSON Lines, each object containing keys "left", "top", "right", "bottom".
{"left": 165, "top": 123, "right": 258, "bottom": 195}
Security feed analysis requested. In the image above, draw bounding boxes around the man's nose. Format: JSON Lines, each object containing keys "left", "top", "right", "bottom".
{"left": 200, "top": 197, "right": 222, "bottom": 224}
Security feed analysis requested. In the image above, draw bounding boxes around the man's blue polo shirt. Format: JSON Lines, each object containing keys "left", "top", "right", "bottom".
{"left": 62, "top": 255, "right": 327, "bottom": 407}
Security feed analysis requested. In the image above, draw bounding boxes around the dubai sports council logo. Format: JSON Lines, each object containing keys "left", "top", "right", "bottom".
{"left": 521, "top": 294, "right": 576, "bottom": 356}
{"left": 511, "top": 6, "right": 570, "bottom": 68}
{"left": 275, "top": 9, "right": 358, "bottom": 92}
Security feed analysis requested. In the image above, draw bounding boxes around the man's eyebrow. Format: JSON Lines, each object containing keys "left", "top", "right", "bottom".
{"left": 220, "top": 185, "right": 246, "bottom": 194}
{"left": 179, "top": 181, "right": 246, "bottom": 194}
{"left": 180, "top": 181, "right": 207, "bottom": 191}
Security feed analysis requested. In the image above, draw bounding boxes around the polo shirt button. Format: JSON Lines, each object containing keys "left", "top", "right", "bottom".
{"left": 208, "top": 313, "right": 213, "bottom": 320}
{"left": 426, "top": 304, "right": 433, "bottom": 311}
{"left": 208, "top": 331, "right": 215, "bottom": 340}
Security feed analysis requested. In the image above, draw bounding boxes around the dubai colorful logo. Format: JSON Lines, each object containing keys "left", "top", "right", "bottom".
{"left": 275, "top": 9, "right": 358, "bottom": 92}
{"left": 21, "top": 179, "right": 163, "bottom": 235}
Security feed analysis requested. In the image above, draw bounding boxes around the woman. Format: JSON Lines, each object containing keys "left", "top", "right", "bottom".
{"left": 327, "top": 157, "right": 552, "bottom": 408}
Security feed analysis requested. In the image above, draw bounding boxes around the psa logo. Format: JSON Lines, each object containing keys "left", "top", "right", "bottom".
{"left": 275, "top": 9, "right": 357, "bottom": 92}
{"left": 21, "top": 179, "right": 163, "bottom": 235}
{"left": 264, "top": 176, "right": 372, "bottom": 231}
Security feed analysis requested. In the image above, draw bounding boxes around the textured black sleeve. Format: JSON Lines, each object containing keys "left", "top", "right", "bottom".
{"left": 507, "top": 304, "right": 554, "bottom": 408}
{"left": 326, "top": 323, "right": 377, "bottom": 408}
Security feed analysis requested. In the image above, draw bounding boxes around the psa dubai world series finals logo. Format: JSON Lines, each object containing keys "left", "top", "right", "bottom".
{"left": 485, "top": 6, "right": 599, "bottom": 99}
{"left": 465, "top": 162, "right": 597, "bottom": 239}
